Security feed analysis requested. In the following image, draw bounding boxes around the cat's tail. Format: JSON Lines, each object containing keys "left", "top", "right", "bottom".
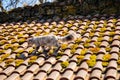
{"left": 58, "top": 31, "right": 78, "bottom": 42}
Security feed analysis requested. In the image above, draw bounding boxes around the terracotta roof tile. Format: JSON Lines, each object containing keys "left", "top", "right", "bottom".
{"left": 22, "top": 71, "right": 34, "bottom": 80}
{"left": 75, "top": 62, "right": 88, "bottom": 80}
{"left": 2, "top": 66, "right": 15, "bottom": 76}
{"left": 0, "top": 15, "right": 120, "bottom": 80}
{"left": 14, "top": 64, "right": 27, "bottom": 75}
{"left": 34, "top": 57, "right": 45, "bottom": 65}
{"left": 0, "top": 66, "right": 3, "bottom": 72}
{"left": 46, "top": 70, "right": 60, "bottom": 80}
{"left": 6, "top": 73, "right": 20, "bottom": 80}
{"left": 52, "top": 62, "right": 62, "bottom": 71}
{"left": 0, "top": 73, "right": 7, "bottom": 80}
{"left": 58, "top": 55, "right": 69, "bottom": 62}
{"left": 0, "top": 62, "right": 6, "bottom": 68}
{"left": 60, "top": 69, "right": 74, "bottom": 80}
{"left": 34, "top": 71, "right": 47, "bottom": 80}
{"left": 27, "top": 64, "right": 39, "bottom": 74}
{"left": 100, "top": 41, "right": 109, "bottom": 47}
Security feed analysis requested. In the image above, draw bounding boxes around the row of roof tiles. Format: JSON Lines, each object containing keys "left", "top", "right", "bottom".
{"left": 0, "top": 15, "right": 120, "bottom": 80}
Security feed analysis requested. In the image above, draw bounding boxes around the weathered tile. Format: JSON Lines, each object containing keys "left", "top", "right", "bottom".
{"left": 75, "top": 62, "right": 88, "bottom": 80}
{"left": 14, "top": 64, "right": 27, "bottom": 75}
{"left": 0, "top": 14, "right": 120, "bottom": 80}
{"left": 6, "top": 73, "right": 20, "bottom": 80}
{"left": 60, "top": 69, "right": 74, "bottom": 80}
{"left": 22, "top": 71, "right": 34, "bottom": 80}
{"left": 0, "top": 73, "right": 7, "bottom": 80}
{"left": 34, "top": 57, "right": 45, "bottom": 65}
{"left": 46, "top": 70, "right": 60, "bottom": 80}
{"left": 90, "top": 61, "right": 103, "bottom": 80}
{"left": 34, "top": 70, "right": 47, "bottom": 80}
{"left": 28, "top": 63, "right": 39, "bottom": 74}
{"left": 2, "top": 65, "right": 15, "bottom": 76}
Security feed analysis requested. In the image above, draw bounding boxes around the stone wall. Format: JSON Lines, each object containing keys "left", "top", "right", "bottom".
{"left": 0, "top": 0, "right": 120, "bottom": 23}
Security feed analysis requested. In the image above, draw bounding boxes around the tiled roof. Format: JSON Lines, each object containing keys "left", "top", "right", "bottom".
{"left": 0, "top": 15, "right": 120, "bottom": 80}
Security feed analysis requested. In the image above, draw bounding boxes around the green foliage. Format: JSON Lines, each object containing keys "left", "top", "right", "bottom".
{"left": 28, "top": 56, "right": 37, "bottom": 65}
{"left": 87, "top": 55, "right": 97, "bottom": 67}
{"left": 61, "top": 61, "right": 69, "bottom": 68}
{"left": 1, "top": 54, "right": 10, "bottom": 61}
{"left": 15, "top": 59, "right": 24, "bottom": 66}
{"left": 102, "top": 54, "right": 111, "bottom": 62}
{"left": 102, "top": 61, "right": 109, "bottom": 67}
{"left": 77, "top": 55, "right": 84, "bottom": 65}
{"left": 61, "top": 44, "right": 68, "bottom": 50}
{"left": 80, "top": 48, "right": 88, "bottom": 55}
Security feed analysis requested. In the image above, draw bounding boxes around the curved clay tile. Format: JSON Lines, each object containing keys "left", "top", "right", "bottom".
{"left": 35, "top": 23, "right": 42, "bottom": 28}
{"left": 22, "top": 71, "right": 33, "bottom": 80}
{"left": 64, "top": 49, "right": 71, "bottom": 56}
{"left": 0, "top": 62, "right": 6, "bottom": 69}
{"left": 115, "top": 31, "right": 120, "bottom": 36}
{"left": 103, "top": 36, "right": 109, "bottom": 41}
{"left": 90, "top": 69, "right": 102, "bottom": 80}
{"left": 107, "top": 60, "right": 117, "bottom": 68}
{"left": 110, "top": 47, "right": 119, "bottom": 54}
{"left": 96, "top": 54, "right": 104, "bottom": 61}
{"left": 34, "top": 70, "right": 47, "bottom": 80}
{"left": 21, "top": 42, "right": 28, "bottom": 48}
{"left": 116, "top": 22, "right": 120, "bottom": 26}
{"left": 98, "top": 48, "right": 106, "bottom": 54}
{"left": 21, "top": 58, "right": 30, "bottom": 66}
{"left": 110, "top": 53, "right": 119, "bottom": 61}
{"left": 107, "top": 23, "right": 114, "bottom": 27}
{"left": 0, "top": 66, "right": 3, "bottom": 72}
{"left": 90, "top": 61, "right": 103, "bottom": 80}
{"left": 6, "top": 73, "right": 20, "bottom": 80}
{"left": 89, "top": 43, "right": 96, "bottom": 48}
{"left": 67, "top": 61, "right": 77, "bottom": 71}
{"left": 40, "top": 63, "right": 52, "bottom": 72}
{"left": 83, "top": 54, "right": 91, "bottom": 61}
{"left": 112, "top": 35, "right": 120, "bottom": 40}
{"left": 99, "top": 20, "right": 105, "bottom": 24}
{"left": 70, "top": 54, "right": 78, "bottom": 62}
{"left": 79, "top": 25, "right": 85, "bottom": 30}
{"left": 77, "top": 44, "right": 84, "bottom": 49}
{"left": 75, "top": 62, "right": 88, "bottom": 80}
{"left": 94, "top": 32, "right": 99, "bottom": 37}
{"left": 58, "top": 55, "right": 69, "bottom": 62}
{"left": 73, "top": 23, "right": 79, "bottom": 27}
{"left": 46, "top": 70, "right": 60, "bottom": 80}
{"left": 27, "top": 63, "right": 39, "bottom": 74}
{"left": 100, "top": 41, "right": 109, "bottom": 47}
{"left": 91, "top": 36, "right": 98, "bottom": 42}
{"left": 83, "top": 33, "right": 89, "bottom": 38}
{"left": 86, "top": 28, "right": 92, "bottom": 33}
{"left": 105, "top": 68, "right": 117, "bottom": 80}
{"left": 46, "top": 57, "right": 56, "bottom": 64}
{"left": 111, "top": 40, "right": 120, "bottom": 47}
{"left": 0, "top": 73, "right": 7, "bottom": 80}
{"left": 2, "top": 66, "right": 15, "bottom": 76}
{"left": 53, "top": 62, "right": 62, "bottom": 71}
{"left": 81, "top": 37, "right": 88, "bottom": 43}
{"left": 34, "top": 57, "right": 45, "bottom": 65}
{"left": 4, "top": 49, "right": 12, "bottom": 54}
{"left": 96, "top": 28, "right": 101, "bottom": 32}
{"left": 60, "top": 69, "right": 74, "bottom": 80}
{"left": 14, "top": 64, "right": 27, "bottom": 75}
{"left": 7, "top": 54, "right": 16, "bottom": 59}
